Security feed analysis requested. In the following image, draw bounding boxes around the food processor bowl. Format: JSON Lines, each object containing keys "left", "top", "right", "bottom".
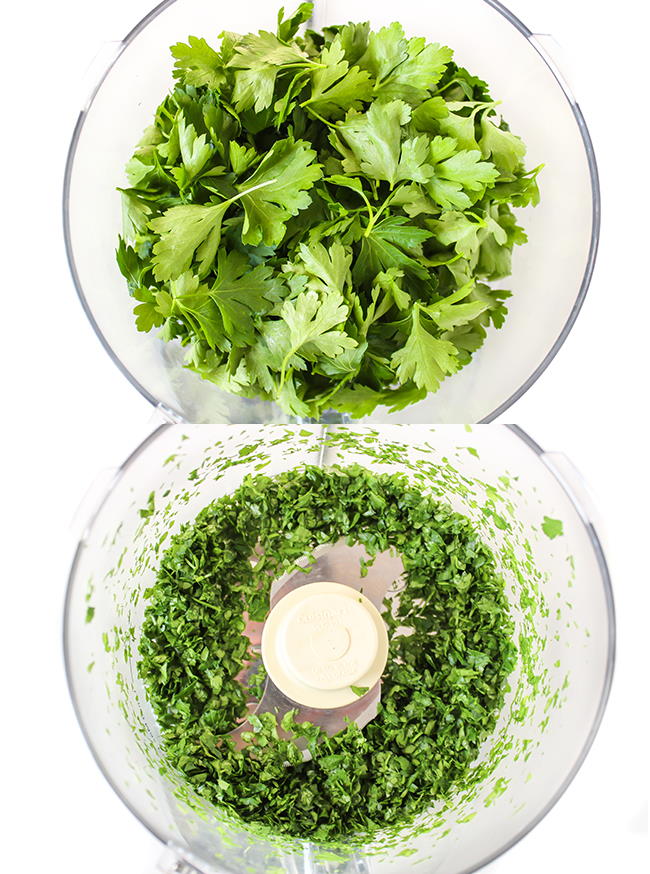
{"left": 64, "top": 424, "right": 614, "bottom": 874}
{"left": 63, "top": 0, "right": 599, "bottom": 423}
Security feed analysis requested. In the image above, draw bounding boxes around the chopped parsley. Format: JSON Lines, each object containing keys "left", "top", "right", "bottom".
{"left": 138, "top": 464, "right": 516, "bottom": 841}
{"left": 542, "top": 516, "right": 564, "bottom": 539}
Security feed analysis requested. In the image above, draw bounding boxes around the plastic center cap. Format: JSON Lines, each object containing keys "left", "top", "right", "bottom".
{"left": 310, "top": 625, "right": 350, "bottom": 661}
{"left": 261, "top": 582, "right": 389, "bottom": 707}
{"left": 282, "top": 592, "right": 377, "bottom": 691}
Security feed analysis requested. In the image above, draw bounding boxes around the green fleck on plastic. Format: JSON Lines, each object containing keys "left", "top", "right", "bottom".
{"left": 542, "top": 516, "right": 564, "bottom": 539}
{"left": 484, "top": 777, "right": 509, "bottom": 807}
{"left": 350, "top": 685, "right": 370, "bottom": 697}
{"left": 139, "top": 491, "right": 156, "bottom": 518}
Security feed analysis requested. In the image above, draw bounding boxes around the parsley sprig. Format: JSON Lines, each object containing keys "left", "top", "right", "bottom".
{"left": 118, "top": 4, "right": 540, "bottom": 419}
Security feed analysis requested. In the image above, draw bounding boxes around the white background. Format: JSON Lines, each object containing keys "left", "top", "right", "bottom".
{"left": 1, "top": 0, "right": 648, "bottom": 871}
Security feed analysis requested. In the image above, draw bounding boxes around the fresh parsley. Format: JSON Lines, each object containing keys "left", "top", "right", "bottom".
{"left": 118, "top": 4, "right": 540, "bottom": 419}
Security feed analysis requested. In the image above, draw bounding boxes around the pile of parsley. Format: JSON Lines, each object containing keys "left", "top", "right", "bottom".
{"left": 118, "top": 3, "right": 540, "bottom": 419}
{"left": 139, "top": 465, "right": 516, "bottom": 841}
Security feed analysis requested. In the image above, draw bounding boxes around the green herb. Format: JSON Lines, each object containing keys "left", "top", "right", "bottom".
{"left": 139, "top": 464, "right": 516, "bottom": 841}
{"left": 541, "top": 516, "right": 563, "bottom": 539}
{"left": 117, "top": 4, "right": 539, "bottom": 419}
{"left": 139, "top": 491, "right": 156, "bottom": 518}
{"left": 117, "top": 5, "right": 539, "bottom": 419}
{"left": 350, "top": 685, "right": 370, "bottom": 697}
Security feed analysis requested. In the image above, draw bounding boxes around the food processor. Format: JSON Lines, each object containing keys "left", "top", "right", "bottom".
{"left": 64, "top": 424, "right": 614, "bottom": 873}
{"left": 63, "top": 0, "right": 600, "bottom": 423}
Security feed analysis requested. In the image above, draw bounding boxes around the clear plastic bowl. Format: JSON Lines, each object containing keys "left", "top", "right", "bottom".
{"left": 64, "top": 0, "right": 599, "bottom": 423}
{"left": 64, "top": 424, "right": 614, "bottom": 874}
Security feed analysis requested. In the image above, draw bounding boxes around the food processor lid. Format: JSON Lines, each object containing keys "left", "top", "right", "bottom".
{"left": 262, "top": 581, "right": 388, "bottom": 709}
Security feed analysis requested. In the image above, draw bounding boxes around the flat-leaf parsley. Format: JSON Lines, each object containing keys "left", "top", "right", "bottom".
{"left": 118, "top": 5, "right": 540, "bottom": 419}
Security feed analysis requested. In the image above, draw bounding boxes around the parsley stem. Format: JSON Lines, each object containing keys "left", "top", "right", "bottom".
{"left": 316, "top": 372, "right": 354, "bottom": 407}
{"left": 229, "top": 178, "right": 278, "bottom": 203}
{"left": 193, "top": 597, "right": 220, "bottom": 611}
{"left": 302, "top": 105, "right": 336, "bottom": 128}
{"left": 208, "top": 178, "right": 278, "bottom": 208}
{"left": 281, "top": 60, "right": 324, "bottom": 69}
{"left": 364, "top": 184, "right": 406, "bottom": 236}
{"left": 324, "top": 177, "right": 374, "bottom": 222}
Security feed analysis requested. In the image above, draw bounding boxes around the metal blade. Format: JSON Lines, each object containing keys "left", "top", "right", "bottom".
{"left": 228, "top": 540, "right": 404, "bottom": 754}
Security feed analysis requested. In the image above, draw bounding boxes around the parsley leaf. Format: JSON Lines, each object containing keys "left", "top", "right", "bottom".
{"left": 337, "top": 100, "right": 433, "bottom": 186}
{"left": 210, "top": 249, "right": 283, "bottom": 345}
{"left": 425, "top": 141, "right": 499, "bottom": 209}
{"left": 427, "top": 211, "right": 484, "bottom": 259}
{"left": 236, "top": 136, "right": 323, "bottom": 246}
{"left": 355, "top": 215, "right": 432, "bottom": 282}
{"left": 279, "top": 288, "right": 357, "bottom": 372}
{"left": 150, "top": 202, "right": 229, "bottom": 281}
{"left": 424, "top": 282, "right": 491, "bottom": 330}
{"left": 350, "top": 685, "right": 370, "bottom": 697}
{"left": 375, "top": 37, "right": 453, "bottom": 103}
{"left": 229, "top": 30, "right": 311, "bottom": 112}
{"left": 357, "top": 22, "right": 409, "bottom": 81}
{"left": 542, "top": 516, "right": 564, "bottom": 539}
{"left": 480, "top": 114, "right": 527, "bottom": 174}
{"left": 436, "top": 148, "right": 499, "bottom": 192}
{"left": 170, "top": 36, "right": 226, "bottom": 90}
{"left": 288, "top": 239, "right": 353, "bottom": 294}
{"left": 304, "top": 38, "right": 374, "bottom": 118}
{"left": 165, "top": 272, "right": 226, "bottom": 350}
{"left": 437, "top": 102, "right": 491, "bottom": 150}
{"left": 391, "top": 303, "right": 459, "bottom": 391}
{"left": 177, "top": 114, "right": 214, "bottom": 182}
{"left": 277, "top": 2, "right": 313, "bottom": 42}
